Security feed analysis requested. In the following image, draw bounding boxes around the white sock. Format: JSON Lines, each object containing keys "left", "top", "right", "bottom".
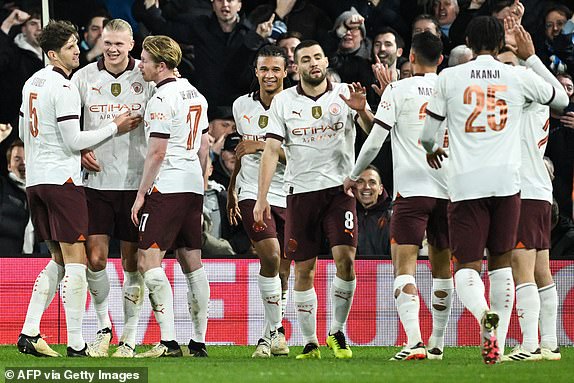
{"left": 62, "top": 263, "right": 87, "bottom": 350}
{"left": 294, "top": 288, "right": 318, "bottom": 345}
{"left": 330, "top": 276, "right": 356, "bottom": 335}
{"left": 258, "top": 274, "right": 282, "bottom": 333}
{"left": 515, "top": 283, "right": 540, "bottom": 352}
{"left": 488, "top": 267, "right": 514, "bottom": 351}
{"left": 184, "top": 267, "right": 210, "bottom": 343}
{"left": 539, "top": 283, "right": 558, "bottom": 350}
{"left": 21, "top": 260, "right": 64, "bottom": 337}
{"left": 454, "top": 268, "right": 489, "bottom": 323}
{"left": 281, "top": 289, "right": 289, "bottom": 320}
{"left": 144, "top": 267, "right": 175, "bottom": 341}
{"left": 87, "top": 268, "right": 112, "bottom": 330}
{"left": 394, "top": 274, "right": 422, "bottom": 347}
{"left": 120, "top": 271, "right": 144, "bottom": 348}
{"left": 428, "top": 277, "right": 454, "bottom": 350}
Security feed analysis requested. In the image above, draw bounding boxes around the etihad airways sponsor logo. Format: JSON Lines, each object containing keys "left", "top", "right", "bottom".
{"left": 291, "top": 122, "right": 344, "bottom": 136}
{"left": 88, "top": 103, "right": 143, "bottom": 113}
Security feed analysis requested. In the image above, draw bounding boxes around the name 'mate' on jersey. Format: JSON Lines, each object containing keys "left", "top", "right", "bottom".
{"left": 19, "top": 66, "right": 82, "bottom": 187}
{"left": 375, "top": 73, "right": 448, "bottom": 200}
{"left": 72, "top": 58, "right": 154, "bottom": 190}
{"left": 233, "top": 92, "right": 286, "bottom": 208}
{"left": 425, "top": 55, "right": 556, "bottom": 202}
{"left": 266, "top": 82, "right": 357, "bottom": 194}
{"left": 520, "top": 102, "right": 552, "bottom": 203}
{"left": 144, "top": 78, "right": 207, "bottom": 195}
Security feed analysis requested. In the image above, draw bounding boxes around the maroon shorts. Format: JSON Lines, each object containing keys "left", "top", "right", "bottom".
{"left": 138, "top": 191, "right": 203, "bottom": 251}
{"left": 448, "top": 193, "right": 521, "bottom": 264}
{"left": 516, "top": 199, "right": 551, "bottom": 250}
{"left": 238, "top": 199, "right": 285, "bottom": 249}
{"left": 85, "top": 188, "right": 138, "bottom": 242}
{"left": 285, "top": 186, "right": 357, "bottom": 261}
{"left": 390, "top": 196, "right": 449, "bottom": 250}
{"left": 27, "top": 183, "right": 88, "bottom": 243}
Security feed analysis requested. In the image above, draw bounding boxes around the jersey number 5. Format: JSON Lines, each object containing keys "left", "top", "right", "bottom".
{"left": 463, "top": 85, "right": 507, "bottom": 133}
{"left": 186, "top": 105, "right": 202, "bottom": 150}
{"left": 29, "top": 92, "right": 39, "bottom": 137}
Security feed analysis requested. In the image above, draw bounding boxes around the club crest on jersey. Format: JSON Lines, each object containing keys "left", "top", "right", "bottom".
{"left": 258, "top": 115, "right": 268, "bottom": 129}
{"left": 312, "top": 106, "right": 322, "bottom": 119}
{"left": 131, "top": 82, "right": 143, "bottom": 95}
{"left": 111, "top": 83, "right": 121, "bottom": 97}
{"left": 329, "top": 103, "right": 341, "bottom": 116}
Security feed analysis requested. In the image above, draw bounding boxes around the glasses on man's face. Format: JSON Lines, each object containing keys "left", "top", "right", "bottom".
{"left": 545, "top": 20, "right": 566, "bottom": 30}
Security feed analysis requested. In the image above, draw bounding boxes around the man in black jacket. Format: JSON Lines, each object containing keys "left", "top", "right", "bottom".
{"left": 139, "top": 0, "right": 270, "bottom": 107}
{"left": 0, "top": 139, "right": 31, "bottom": 255}
{"left": 353, "top": 166, "right": 391, "bottom": 257}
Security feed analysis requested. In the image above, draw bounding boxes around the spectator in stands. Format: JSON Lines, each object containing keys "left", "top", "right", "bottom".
{"left": 139, "top": 0, "right": 271, "bottom": 107}
{"left": 0, "top": 139, "right": 33, "bottom": 255}
{"left": 546, "top": 73, "right": 574, "bottom": 221}
{"left": 208, "top": 106, "right": 236, "bottom": 157}
{"left": 448, "top": 44, "right": 473, "bottom": 66}
{"left": 434, "top": 0, "right": 459, "bottom": 37}
{"left": 276, "top": 31, "right": 301, "bottom": 84}
{"left": 354, "top": 165, "right": 391, "bottom": 257}
{"left": 211, "top": 132, "right": 240, "bottom": 190}
{"left": 398, "top": 57, "right": 413, "bottom": 79}
{"left": 248, "top": 0, "right": 332, "bottom": 42}
{"left": 541, "top": 3, "right": 574, "bottom": 76}
{"left": 327, "top": 7, "right": 372, "bottom": 85}
{"left": 79, "top": 10, "right": 109, "bottom": 67}
{"left": 0, "top": 8, "right": 43, "bottom": 175}
{"left": 203, "top": 140, "right": 252, "bottom": 255}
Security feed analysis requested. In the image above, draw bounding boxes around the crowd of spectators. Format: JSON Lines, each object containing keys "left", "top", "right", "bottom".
{"left": 0, "top": 0, "right": 573, "bottom": 258}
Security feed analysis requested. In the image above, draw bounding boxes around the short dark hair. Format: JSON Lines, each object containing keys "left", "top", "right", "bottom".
{"left": 39, "top": 20, "right": 79, "bottom": 55}
{"left": 293, "top": 40, "right": 323, "bottom": 62}
{"left": 412, "top": 14, "right": 441, "bottom": 36}
{"left": 465, "top": 16, "right": 505, "bottom": 54}
{"left": 411, "top": 31, "right": 443, "bottom": 66}
{"left": 6, "top": 139, "right": 24, "bottom": 164}
{"left": 373, "top": 27, "right": 405, "bottom": 50}
{"left": 489, "top": 0, "right": 515, "bottom": 15}
{"left": 276, "top": 31, "right": 303, "bottom": 46}
{"left": 544, "top": 3, "right": 573, "bottom": 22}
{"left": 255, "top": 44, "right": 288, "bottom": 69}
{"left": 363, "top": 164, "right": 382, "bottom": 183}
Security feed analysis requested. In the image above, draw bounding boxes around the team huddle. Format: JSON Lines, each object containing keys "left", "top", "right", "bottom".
{"left": 15, "top": 14, "right": 565, "bottom": 364}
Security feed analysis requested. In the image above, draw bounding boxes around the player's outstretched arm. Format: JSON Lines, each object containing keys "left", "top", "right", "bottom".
{"left": 253, "top": 137, "right": 281, "bottom": 228}
{"left": 346, "top": 123, "right": 390, "bottom": 195}
{"left": 131, "top": 137, "right": 167, "bottom": 226}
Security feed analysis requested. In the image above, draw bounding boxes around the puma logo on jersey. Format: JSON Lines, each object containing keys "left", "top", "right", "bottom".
{"left": 156, "top": 96, "right": 164, "bottom": 102}
{"left": 292, "top": 110, "right": 302, "bottom": 117}
{"left": 62, "top": 84, "right": 71, "bottom": 89}
{"left": 91, "top": 86, "right": 102, "bottom": 94}
{"left": 243, "top": 114, "right": 252, "bottom": 123}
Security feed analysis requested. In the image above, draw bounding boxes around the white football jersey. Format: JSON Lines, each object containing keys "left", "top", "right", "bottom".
{"left": 233, "top": 92, "right": 286, "bottom": 207}
{"left": 375, "top": 73, "right": 448, "bottom": 200}
{"left": 266, "top": 81, "right": 357, "bottom": 194}
{"left": 72, "top": 58, "right": 154, "bottom": 190}
{"left": 426, "top": 55, "right": 556, "bottom": 202}
{"left": 19, "top": 66, "right": 83, "bottom": 187}
{"left": 520, "top": 102, "right": 552, "bottom": 203}
{"left": 145, "top": 78, "right": 208, "bottom": 194}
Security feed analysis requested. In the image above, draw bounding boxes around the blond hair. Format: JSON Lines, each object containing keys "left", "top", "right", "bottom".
{"left": 142, "top": 35, "right": 182, "bottom": 69}
{"left": 104, "top": 18, "right": 133, "bottom": 37}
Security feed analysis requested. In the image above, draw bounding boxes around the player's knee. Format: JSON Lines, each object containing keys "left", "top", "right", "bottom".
{"left": 335, "top": 257, "right": 354, "bottom": 276}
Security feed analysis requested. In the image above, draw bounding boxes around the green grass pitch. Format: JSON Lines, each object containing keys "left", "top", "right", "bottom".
{"left": 0, "top": 345, "right": 572, "bottom": 383}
